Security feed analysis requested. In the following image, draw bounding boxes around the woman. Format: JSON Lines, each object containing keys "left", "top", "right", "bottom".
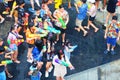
{"left": 52, "top": 50, "right": 74, "bottom": 80}
{"left": 7, "top": 25, "right": 23, "bottom": 63}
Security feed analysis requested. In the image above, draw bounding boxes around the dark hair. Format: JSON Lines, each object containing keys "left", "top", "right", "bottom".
{"left": 0, "top": 46, "right": 5, "bottom": 52}
{"left": 59, "top": 4, "right": 64, "bottom": 9}
{"left": 28, "top": 22, "right": 34, "bottom": 28}
{"left": 32, "top": 60, "right": 38, "bottom": 68}
{"left": 112, "top": 16, "right": 118, "bottom": 20}
{"left": 17, "top": 0, "right": 25, "bottom": 5}
{"left": 35, "top": 40, "right": 44, "bottom": 51}
{"left": 31, "top": 14, "right": 37, "bottom": 20}
{"left": 57, "top": 49, "right": 64, "bottom": 60}
{"left": 42, "top": 0, "right": 49, "bottom": 3}
{"left": 81, "top": 0, "right": 87, "bottom": 3}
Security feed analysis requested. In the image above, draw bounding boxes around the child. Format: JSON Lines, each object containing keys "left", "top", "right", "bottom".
{"left": 85, "top": 0, "right": 99, "bottom": 32}
{"left": 7, "top": 26, "right": 23, "bottom": 63}
{"left": 74, "top": 0, "right": 88, "bottom": 36}
{"left": 104, "top": 16, "right": 120, "bottom": 55}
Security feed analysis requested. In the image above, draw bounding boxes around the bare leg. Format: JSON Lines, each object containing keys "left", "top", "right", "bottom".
{"left": 30, "top": 0, "right": 34, "bottom": 10}
{"left": 95, "top": 0, "right": 100, "bottom": 9}
{"left": 111, "top": 46, "right": 115, "bottom": 51}
{"left": 78, "top": 26, "right": 88, "bottom": 36}
{"left": 107, "top": 43, "right": 110, "bottom": 51}
{"left": 35, "top": 0, "right": 40, "bottom": 7}
{"left": 56, "top": 77, "right": 61, "bottom": 80}
{"left": 105, "top": 12, "right": 111, "bottom": 26}
{"left": 68, "top": 2, "right": 71, "bottom": 8}
{"left": 5, "top": 67, "right": 13, "bottom": 78}
{"left": 14, "top": 50, "right": 20, "bottom": 63}
{"left": 103, "top": 0, "right": 107, "bottom": 9}
{"left": 27, "top": 47, "right": 33, "bottom": 62}
{"left": 62, "top": 33, "right": 65, "bottom": 43}
{"left": 89, "top": 21, "right": 99, "bottom": 32}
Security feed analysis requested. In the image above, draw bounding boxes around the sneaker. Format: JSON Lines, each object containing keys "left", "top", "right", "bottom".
{"left": 0, "top": 18, "right": 5, "bottom": 23}
{"left": 27, "top": 59, "right": 33, "bottom": 63}
{"left": 111, "top": 50, "right": 116, "bottom": 55}
{"left": 8, "top": 74, "right": 13, "bottom": 78}
{"left": 45, "top": 71, "right": 49, "bottom": 77}
{"left": 104, "top": 50, "right": 109, "bottom": 54}
{"left": 48, "top": 66, "right": 53, "bottom": 72}
{"left": 14, "top": 60, "right": 20, "bottom": 64}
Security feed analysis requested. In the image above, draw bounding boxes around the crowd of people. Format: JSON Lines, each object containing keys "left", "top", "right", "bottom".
{"left": 0, "top": 0, "right": 120, "bottom": 80}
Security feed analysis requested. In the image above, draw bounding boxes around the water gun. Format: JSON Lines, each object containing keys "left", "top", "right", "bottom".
{"left": 117, "top": 0, "right": 120, "bottom": 6}
{"left": 55, "top": 58, "right": 70, "bottom": 67}
{"left": 36, "top": 28, "right": 48, "bottom": 35}
{"left": 28, "top": 33, "right": 47, "bottom": 38}
{"left": 38, "top": 18, "right": 42, "bottom": 22}
{"left": 11, "top": 1, "right": 17, "bottom": 14}
{"left": 4, "top": 46, "right": 13, "bottom": 52}
{"left": 1, "top": 60, "right": 13, "bottom": 64}
{"left": 44, "top": 22, "right": 61, "bottom": 34}
{"left": 54, "top": 0, "right": 62, "bottom": 9}
{"left": 70, "top": 45, "right": 78, "bottom": 52}
{"left": 7, "top": 39, "right": 24, "bottom": 45}
{"left": 56, "top": 13, "right": 66, "bottom": 29}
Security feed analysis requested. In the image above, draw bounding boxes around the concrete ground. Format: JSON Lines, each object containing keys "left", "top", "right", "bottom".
{"left": 0, "top": 1, "right": 120, "bottom": 80}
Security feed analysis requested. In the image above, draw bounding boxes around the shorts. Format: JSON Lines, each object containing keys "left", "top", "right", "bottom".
{"left": 107, "top": 37, "right": 117, "bottom": 46}
{"left": 10, "top": 44, "right": 18, "bottom": 51}
{"left": 75, "top": 18, "right": 82, "bottom": 27}
{"left": 89, "top": 16, "right": 95, "bottom": 21}
{"left": 28, "top": 43, "right": 34, "bottom": 48}
{"left": 55, "top": 26, "right": 66, "bottom": 34}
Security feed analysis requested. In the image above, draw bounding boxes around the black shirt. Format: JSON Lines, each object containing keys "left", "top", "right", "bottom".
{"left": 0, "top": 53, "right": 5, "bottom": 72}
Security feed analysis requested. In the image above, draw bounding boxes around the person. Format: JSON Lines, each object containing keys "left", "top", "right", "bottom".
{"left": 85, "top": 0, "right": 99, "bottom": 32}
{"left": 30, "top": 0, "right": 40, "bottom": 10}
{"left": 52, "top": 50, "right": 74, "bottom": 80}
{"left": 74, "top": 0, "right": 88, "bottom": 36}
{"left": 62, "top": 0, "right": 72, "bottom": 8}
{"left": 44, "top": 39, "right": 54, "bottom": 77}
{"left": 0, "top": 45, "right": 13, "bottom": 80}
{"left": 53, "top": 4, "right": 69, "bottom": 45}
{"left": 104, "top": 16, "right": 120, "bottom": 55}
{"left": 0, "top": 38, "right": 13, "bottom": 78}
{"left": 26, "top": 22, "right": 45, "bottom": 63}
{"left": 28, "top": 60, "right": 42, "bottom": 80}
{"left": 63, "top": 40, "right": 77, "bottom": 60}
{"left": 0, "top": 2, "right": 5, "bottom": 23}
{"left": 104, "top": 0, "right": 117, "bottom": 27}
{"left": 7, "top": 26, "right": 23, "bottom": 63}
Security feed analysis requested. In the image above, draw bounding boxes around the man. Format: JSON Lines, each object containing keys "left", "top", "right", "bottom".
{"left": 104, "top": 16, "right": 120, "bottom": 55}
{"left": 53, "top": 5, "right": 69, "bottom": 45}
{"left": 74, "top": 0, "right": 88, "bottom": 36}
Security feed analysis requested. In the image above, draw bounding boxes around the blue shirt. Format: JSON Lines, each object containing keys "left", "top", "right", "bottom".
{"left": 77, "top": 3, "right": 88, "bottom": 20}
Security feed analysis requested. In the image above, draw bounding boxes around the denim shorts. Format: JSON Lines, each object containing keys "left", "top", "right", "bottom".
{"left": 10, "top": 44, "right": 18, "bottom": 51}
{"left": 107, "top": 37, "right": 117, "bottom": 46}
